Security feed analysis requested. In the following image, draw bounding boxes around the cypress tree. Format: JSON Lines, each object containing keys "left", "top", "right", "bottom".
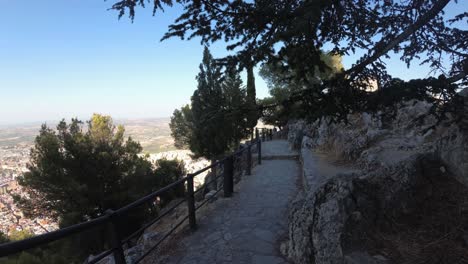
{"left": 189, "top": 47, "right": 227, "bottom": 160}
{"left": 246, "top": 64, "right": 258, "bottom": 134}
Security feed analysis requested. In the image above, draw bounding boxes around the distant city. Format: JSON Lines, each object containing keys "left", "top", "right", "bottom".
{"left": 0, "top": 117, "right": 209, "bottom": 236}
{"left": 0, "top": 142, "right": 58, "bottom": 235}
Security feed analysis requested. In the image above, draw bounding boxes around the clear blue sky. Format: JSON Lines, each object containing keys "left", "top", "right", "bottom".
{"left": 0, "top": 0, "right": 465, "bottom": 125}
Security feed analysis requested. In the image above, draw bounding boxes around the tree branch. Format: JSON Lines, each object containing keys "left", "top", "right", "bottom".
{"left": 346, "top": 0, "right": 452, "bottom": 78}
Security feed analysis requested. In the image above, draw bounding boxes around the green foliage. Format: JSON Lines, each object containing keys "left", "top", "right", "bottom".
{"left": 170, "top": 105, "right": 193, "bottom": 149}
{"left": 260, "top": 52, "right": 344, "bottom": 91}
{"left": 258, "top": 97, "right": 291, "bottom": 129}
{"left": 0, "top": 231, "right": 9, "bottom": 244}
{"left": 110, "top": 0, "right": 465, "bottom": 80}
{"left": 8, "top": 230, "right": 33, "bottom": 241}
{"left": 110, "top": 0, "right": 467, "bottom": 123}
{"left": 259, "top": 52, "right": 344, "bottom": 127}
{"left": 0, "top": 230, "right": 73, "bottom": 264}
{"left": 366, "top": 76, "right": 465, "bottom": 122}
{"left": 15, "top": 114, "right": 151, "bottom": 225}
{"left": 170, "top": 48, "right": 250, "bottom": 160}
{"left": 13, "top": 114, "right": 187, "bottom": 260}
{"left": 190, "top": 47, "right": 227, "bottom": 159}
{"left": 0, "top": 246, "right": 74, "bottom": 264}
{"left": 152, "top": 158, "right": 186, "bottom": 204}
{"left": 223, "top": 68, "right": 250, "bottom": 143}
{"left": 0, "top": 252, "right": 43, "bottom": 264}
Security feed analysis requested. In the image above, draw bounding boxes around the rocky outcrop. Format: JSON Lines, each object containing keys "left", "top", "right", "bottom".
{"left": 284, "top": 94, "right": 468, "bottom": 263}
{"left": 288, "top": 99, "right": 467, "bottom": 178}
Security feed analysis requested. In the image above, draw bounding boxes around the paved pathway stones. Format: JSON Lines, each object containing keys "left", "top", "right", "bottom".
{"left": 161, "top": 140, "right": 299, "bottom": 264}
{"left": 262, "top": 140, "right": 299, "bottom": 160}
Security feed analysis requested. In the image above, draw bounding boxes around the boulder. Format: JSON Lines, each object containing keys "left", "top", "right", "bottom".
{"left": 285, "top": 154, "right": 444, "bottom": 264}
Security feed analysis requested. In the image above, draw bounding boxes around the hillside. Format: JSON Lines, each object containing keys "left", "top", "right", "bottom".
{"left": 0, "top": 118, "right": 175, "bottom": 154}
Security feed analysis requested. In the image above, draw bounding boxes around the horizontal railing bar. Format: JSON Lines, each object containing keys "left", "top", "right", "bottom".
{"left": 121, "top": 198, "right": 186, "bottom": 245}
{"left": 0, "top": 214, "right": 111, "bottom": 256}
{"left": 0, "top": 178, "right": 188, "bottom": 256}
{"left": 0, "top": 131, "right": 275, "bottom": 259}
{"left": 191, "top": 140, "right": 257, "bottom": 177}
{"left": 232, "top": 145, "right": 248, "bottom": 156}
{"left": 191, "top": 155, "right": 228, "bottom": 176}
{"left": 114, "top": 177, "right": 187, "bottom": 217}
{"left": 195, "top": 187, "right": 223, "bottom": 211}
{"left": 133, "top": 215, "right": 189, "bottom": 264}
{"left": 87, "top": 248, "right": 114, "bottom": 264}
{"left": 190, "top": 162, "right": 219, "bottom": 177}
{"left": 193, "top": 172, "right": 224, "bottom": 195}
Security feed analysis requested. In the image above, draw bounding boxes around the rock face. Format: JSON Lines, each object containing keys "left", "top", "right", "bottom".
{"left": 284, "top": 97, "right": 468, "bottom": 264}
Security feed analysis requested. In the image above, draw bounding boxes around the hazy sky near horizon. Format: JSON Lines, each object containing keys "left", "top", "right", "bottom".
{"left": 1, "top": 1, "right": 466, "bottom": 125}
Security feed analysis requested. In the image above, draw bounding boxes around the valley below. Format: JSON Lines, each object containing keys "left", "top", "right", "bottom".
{"left": 0, "top": 117, "right": 195, "bottom": 236}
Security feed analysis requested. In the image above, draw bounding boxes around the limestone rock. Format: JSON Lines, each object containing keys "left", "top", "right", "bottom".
{"left": 286, "top": 154, "right": 443, "bottom": 264}
{"left": 284, "top": 98, "right": 468, "bottom": 264}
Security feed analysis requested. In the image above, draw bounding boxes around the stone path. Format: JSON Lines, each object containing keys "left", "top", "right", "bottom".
{"left": 262, "top": 140, "right": 299, "bottom": 160}
{"left": 300, "top": 148, "right": 357, "bottom": 192}
{"left": 163, "top": 140, "right": 299, "bottom": 264}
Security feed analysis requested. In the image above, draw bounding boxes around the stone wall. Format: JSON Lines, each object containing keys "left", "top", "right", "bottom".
{"left": 283, "top": 91, "right": 468, "bottom": 264}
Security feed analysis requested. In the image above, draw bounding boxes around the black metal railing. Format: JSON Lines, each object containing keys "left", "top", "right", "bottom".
{"left": 0, "top": 128, "right": 277, "bottom": 263}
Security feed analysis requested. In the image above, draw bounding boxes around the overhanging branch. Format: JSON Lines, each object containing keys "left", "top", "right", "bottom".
{"left": 345, "top": 0, "right": 452, "bottom": 79}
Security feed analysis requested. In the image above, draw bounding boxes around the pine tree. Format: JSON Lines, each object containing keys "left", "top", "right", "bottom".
{"left": 169, "top": 104, "right": 193, "bottom": 149}
{"left": 13, "top": 114, "right": 187, "bottom": 259}
{"left": 14, "top": 114, "right": 153, "bottom": 224}
{"left": 170, "top": 48, "right": 250, "bottom": 160}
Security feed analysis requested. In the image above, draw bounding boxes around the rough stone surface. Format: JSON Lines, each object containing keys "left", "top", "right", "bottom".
{"left": 262, "top": 140, "right": 298, "bottom": 159}
{"left": 284, "top": 98, "right": 468, "bottom": 264}
{"left": 288, "top": 99, "right": 468, "bottom": 182}
{"left": 156, "top": 140, "right": 299, "bottom": 264}
{"left": 344, "top": 251, "right": 389, "bottom": 264}
{"left": 299, "top": 139, "right": 356, "bottom": 190}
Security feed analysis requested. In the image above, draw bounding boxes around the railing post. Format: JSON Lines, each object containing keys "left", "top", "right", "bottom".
{"left": 255, "top": 128, "right": 259, "bottom": 140}
{"left": 257, "top": 139, "right": 262, "bottom": 165}
{"left": 262, "top": 129, "right": 266, "bottom": 142}
{"left": 247, "top": 144, "right": 252, "bottom": 175}
{"left": 210, "top": 160, "right": 217, "bottom": 190}
{"left": 269, "top": 129, "right": 273, "bottom": 140}
{"left": 186, "top": 174, "right": 197, "bottom": 230}
{"left": 224, "top": 156, "right": 234, "bottom": 197}
{"left": 106, "top": 210, "right": 126, "bottom": 264}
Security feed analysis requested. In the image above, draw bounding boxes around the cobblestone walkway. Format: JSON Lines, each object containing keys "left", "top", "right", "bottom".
{"left": 163, "top": 140, "right": 299, "bottom": 264}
